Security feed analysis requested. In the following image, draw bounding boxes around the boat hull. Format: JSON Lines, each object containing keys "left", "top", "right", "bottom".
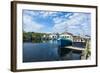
{"left": 57, "top": 39, "right": 72, "bottom": 48}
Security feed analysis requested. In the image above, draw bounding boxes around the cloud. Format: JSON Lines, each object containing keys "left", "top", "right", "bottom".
{"left": 52, "top": 12, "right": 73, "bottom": 24}
{"left": 23, "top": 13, "right": 45, "bottom": 32}
{"left": 23, "top": 10, "right": 91, "bottom": 35}
{"left": 52, "top": 13, "right": 91, "bottom": 35}
{"left": 23, "top": 10, "right": 38, "bottom": 16}
{"left": 39, "top": 11, "right": 58, "bottom": 18}
{"left": 23, "top": 10, "right": 60, "bottom": 33}
{"left": 53, "top": 17, "right": 64, "bottom": 24}
{"left": 23, "top": 10, "right": 58, "bottom": 18}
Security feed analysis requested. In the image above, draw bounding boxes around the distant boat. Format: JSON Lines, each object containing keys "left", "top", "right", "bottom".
{"left": 57, "top": 38, "right": 72, "bottom": 48}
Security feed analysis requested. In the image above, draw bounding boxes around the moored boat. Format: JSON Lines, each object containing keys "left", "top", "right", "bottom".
{"left": 57, "top": 38, "right": 72, "bottom": 48}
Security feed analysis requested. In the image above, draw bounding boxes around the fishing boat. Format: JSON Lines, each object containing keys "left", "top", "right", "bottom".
{"left": 57, "top": 38, "right": 72, "bottom": 48}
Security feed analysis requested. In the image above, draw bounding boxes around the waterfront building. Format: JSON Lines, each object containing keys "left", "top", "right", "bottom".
{"left": 49, "top": 33, "right": 59, "bottom": 40}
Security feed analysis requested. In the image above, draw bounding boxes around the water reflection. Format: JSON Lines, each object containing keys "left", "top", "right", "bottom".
{"left": 23, "top": 40, "right": 81, "bottom": 62}
{"left": 58, "top": 48, "right": 81, "bottom": 60}
{"left": 58, "top": 48, "right": 71, "bottom": 57}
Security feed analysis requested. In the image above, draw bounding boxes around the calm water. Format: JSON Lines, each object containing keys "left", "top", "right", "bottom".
{"left": 23, "top": 40, "right": 81, "bottom": 62}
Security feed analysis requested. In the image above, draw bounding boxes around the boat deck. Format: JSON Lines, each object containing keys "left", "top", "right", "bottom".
{"left": 64, "top": 46, "right": 85, "bottom": 51}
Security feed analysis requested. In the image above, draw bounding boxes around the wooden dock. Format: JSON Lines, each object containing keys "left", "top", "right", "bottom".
{"left": 63, "top": 46, "right": 87, "bottom": 59}
{"left": 64, "top": 46, "right": 85, "bottom": 51}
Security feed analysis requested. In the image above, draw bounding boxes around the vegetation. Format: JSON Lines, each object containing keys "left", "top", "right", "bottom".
{"left": 23, "top": 32, "right": 32, "bottom": 42}
{"left": 23, "top": 32, "right": 50, "bottom": 43}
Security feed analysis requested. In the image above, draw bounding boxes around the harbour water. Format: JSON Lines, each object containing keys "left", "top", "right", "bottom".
{"left": 23, "top": 40, "right": 82, "bottom": 62}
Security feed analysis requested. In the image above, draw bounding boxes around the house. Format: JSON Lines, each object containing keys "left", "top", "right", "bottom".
{"left": 42, "top": 34, "right": 50, "bottom": 40}
{"left": 84, "top": 35, "right": 91, "bottom": 40}
{"left": 73, "top": 35, "right": 86, "bottom": 42}
{"left": 49, "top": 33, "right": 59, "bottom": 40}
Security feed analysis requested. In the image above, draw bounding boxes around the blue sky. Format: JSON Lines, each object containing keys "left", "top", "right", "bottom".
{"left": 23, "top": 10, "right": 91, "bottom": 36}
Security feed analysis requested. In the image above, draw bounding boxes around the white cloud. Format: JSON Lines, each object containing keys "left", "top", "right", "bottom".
{"left": 23, "top": 10, "right": 91, "bottom": 35}
{"left": 52, "top": 13, "right": 91, "bottom": 35}
{"left": 53, "top": 21, "right": 69, "bottom": 33}
{"left": 25, "top": 10, "right": 58, "bottom": 18}
{"left": 23, "top": 10, "right": 38, "bottom": 16}
{"left": 39, "top": 11, "right": 58, "bottom": 17}
{"left": 52, "top": 13, "right": 72, "bottom": 24}
{"left": 64, "top": 13, "right": 72, "bottom": 18}
{"left": 53, "top": 17, "right": 64, "bottom": 24}
{"left": 23, "top": 14, "right": 45, "bottom": 32}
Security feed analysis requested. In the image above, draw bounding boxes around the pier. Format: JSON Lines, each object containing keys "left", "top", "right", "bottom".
{"left": 64, "top": 46, "right": 85, "bottom": 51}
{"left": 63, "top": 46, "right": 86, "bottom": 59}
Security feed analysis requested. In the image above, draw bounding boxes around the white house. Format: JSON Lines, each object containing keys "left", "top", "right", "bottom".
{"left": 49, "top": 33, "right": 59, "bottom": 40}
